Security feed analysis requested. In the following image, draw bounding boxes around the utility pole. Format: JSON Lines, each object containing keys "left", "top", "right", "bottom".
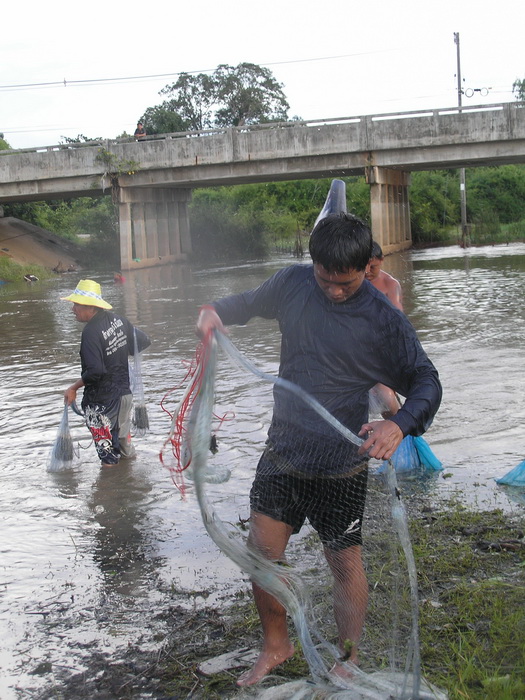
{"left": 454, "top": 32, "right": 469, "bottom": 247}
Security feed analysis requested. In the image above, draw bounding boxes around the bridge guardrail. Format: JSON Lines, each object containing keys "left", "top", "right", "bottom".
{"left": 2, "top": 102, "right": 523, "bottom": 157}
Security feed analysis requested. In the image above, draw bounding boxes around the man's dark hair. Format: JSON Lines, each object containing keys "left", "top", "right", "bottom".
{"left": 309, "top": 213, "right": 372, "bottom": 272}
{"left": 371, "top": 241, "right": 384, "bottom": 259}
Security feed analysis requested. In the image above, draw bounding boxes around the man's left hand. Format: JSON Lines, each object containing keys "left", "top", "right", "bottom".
{"left": 357, "top": 420, "right": 403, "bottom": 460}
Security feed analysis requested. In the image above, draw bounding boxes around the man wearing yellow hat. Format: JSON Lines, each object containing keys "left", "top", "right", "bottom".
{"left": 62, "top": 279, "right": 151, "bottom": 467}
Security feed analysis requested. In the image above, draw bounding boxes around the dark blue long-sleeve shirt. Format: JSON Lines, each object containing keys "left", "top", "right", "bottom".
{"left": 213, "top": 265, "right": 441, "bottom": 458}
{"left": 79, "top": 310, "right": 151, "bottom": 408}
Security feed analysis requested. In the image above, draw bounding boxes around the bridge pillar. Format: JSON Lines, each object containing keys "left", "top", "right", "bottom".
{"left": 118, "top": 188, "right": 192, "bottom": 271}
{"left": 365, "top": 167, "right": 411, "bottom": 254}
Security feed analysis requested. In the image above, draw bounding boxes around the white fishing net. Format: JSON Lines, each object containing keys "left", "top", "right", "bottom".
{"left": 130, "top": 327, "right": 150, "bottom": 435}
{"left": 166, "top": 331, "right": 447, "bottom": 700}
{"left": 47, "top": 403, "right": 75, "bottom": 472}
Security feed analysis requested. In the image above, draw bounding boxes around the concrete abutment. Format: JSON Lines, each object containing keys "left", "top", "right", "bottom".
{"left": 366, "top": 167, "right": 411, "bottom": 255}
{"left": 118, "top": 188, "right": 192, "bottom": 271}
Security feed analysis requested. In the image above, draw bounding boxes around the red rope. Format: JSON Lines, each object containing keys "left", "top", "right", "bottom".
{"left": 159, "top": 331, "right": 233, "bottom": 494}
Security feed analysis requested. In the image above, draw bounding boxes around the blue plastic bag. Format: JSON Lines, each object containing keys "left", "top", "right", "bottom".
{"left": 495, "top": 459, "right": 525, "bottom": 486}
{"left": 376, "top": 434, "right": 442, "bottom": 474}
{"left": 376, "top": 435, "right": 420, "bottom": 474}
{"left": 413, "top": 435, "right": 443, "bottom": 471}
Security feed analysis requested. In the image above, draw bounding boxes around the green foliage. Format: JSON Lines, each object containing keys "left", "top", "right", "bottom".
{"left": 140, "top": 103, "right": 189, "bottom": 135}
{"left": 20, "top": 197, "right": 116, "bottom": 245}
{"left": 188, "top": 178, "right": 371, "bottom": 260}
{"left": 0, "top": 136, "right": 11, "bottom": 150}
{"left": 2, "top": 201, "right": 41, "bottom": 224}
{"left": 467, "top": 166, "right": 525, "bottom": 223}
{"left": 512, "top": 78, "right": 525, "bottom": 101}
{"left": 409, "top": 170, "right": 459, "bottom": 243}
{"left": 190, "top": 188, "right": 269, "bottom": 260}
{"left": 213, "top": 63, "right": 289, "bottom": 127}
{"left": 193, "top": 166, "right": 523, "bottom": 251}
{"left": 94, "top": 148, "right": 139, "bottom": 217}
{"left": 31, "top": 200, "right": 80, "bottom": 239}
{"left": 408, "top": 165, "right": 525, "bottom": 244}
{"left": 3, "top": 196, "right": 120, "bottom": 268}
{"left": 160, "top": 73, "right": 216, "bottom": 131}
{"left": 152, "top": 62, "right": 290, "bottom": 134}
{"left": 95, "top": 148, "right": 139, "bottom": 177}
{"left": 73, "top": 197, "right": 117, "bottom": 240}
{"left": 0, "top": 257, "right": 52, "bottom": 282}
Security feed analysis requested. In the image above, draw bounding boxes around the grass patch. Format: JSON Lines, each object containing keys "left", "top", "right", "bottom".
{"left": 0, "top": 255, "right": 53, "bottom": 282}
{"left": 411, "top": 503, "right": 525, "bottom": 699}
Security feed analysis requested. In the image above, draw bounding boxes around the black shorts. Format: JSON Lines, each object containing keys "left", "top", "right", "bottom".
{"left": 250, "top": 453, "right": 368, "bottom": 550}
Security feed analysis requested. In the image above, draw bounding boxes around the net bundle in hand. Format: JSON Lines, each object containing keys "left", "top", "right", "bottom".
{"left": 47, "top": 403, "right": 75, "bottom": 472}
{"left": 131, "top": 327, "right": 149, "bottom": 435}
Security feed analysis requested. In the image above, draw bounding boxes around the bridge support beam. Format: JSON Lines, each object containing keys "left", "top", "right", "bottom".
{"left": 118, "top": 187, "right": 192, "bottom": 271}
{"left": 365, "top": 167, "right": 411, "bottom": 254}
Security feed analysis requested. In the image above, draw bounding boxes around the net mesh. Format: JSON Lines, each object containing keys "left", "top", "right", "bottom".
{"left": 47, "top": 403, "right": 75, "bottom": 472}
{"left": 131, "top": 327, "right": 150, "bottom": 435}
{"left": 163, "top": 331, "right": 447, "bottom": 700}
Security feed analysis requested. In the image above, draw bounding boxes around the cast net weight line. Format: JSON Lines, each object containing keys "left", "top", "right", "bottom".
{"left": 179, "top": 330, "right": 446, "bottom": 699}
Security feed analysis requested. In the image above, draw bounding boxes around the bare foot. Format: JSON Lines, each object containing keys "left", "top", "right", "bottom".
{"left": 236, "top": 644, "right": 295, "bottom": 687}
{"left": 328, "top": 660, "right": 358, "bottom": 688}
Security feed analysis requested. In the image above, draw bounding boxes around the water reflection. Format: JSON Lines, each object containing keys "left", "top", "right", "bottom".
{"left": 90, "top": 462, "right": 155, "bottom": 594}
{"left": 1, "top": 245, "right": 525, "bottom": 697}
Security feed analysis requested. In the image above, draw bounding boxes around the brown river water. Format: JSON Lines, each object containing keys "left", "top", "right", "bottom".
{"left": 1, "top": 244, "right": 525, "bottom": 697}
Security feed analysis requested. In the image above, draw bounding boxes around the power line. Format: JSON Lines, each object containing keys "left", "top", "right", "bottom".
{"left": 0, "top": 49, "right": 400, "bottom": 92}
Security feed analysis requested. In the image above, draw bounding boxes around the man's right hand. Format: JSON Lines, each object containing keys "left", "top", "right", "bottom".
{"left": 64, "top": 387, "right": 77, "bottom": 406}
{"left": 196, "top": 306, "right": 225, "bottom": 339}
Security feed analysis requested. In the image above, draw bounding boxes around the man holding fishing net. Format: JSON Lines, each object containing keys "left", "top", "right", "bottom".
{"left": 197, "top": 213, "right": 442, "bottom": 687}
{"left": 62, "top": 279, "right": 151, "bottom": 467}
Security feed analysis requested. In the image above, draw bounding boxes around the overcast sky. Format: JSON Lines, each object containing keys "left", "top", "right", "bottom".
{"left": 1, "top": 0, "right": 523, "bottom": 149}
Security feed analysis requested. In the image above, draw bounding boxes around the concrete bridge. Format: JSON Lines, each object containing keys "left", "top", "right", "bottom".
{"left": 1, "top": 102, "right": 524, "bottom": 270}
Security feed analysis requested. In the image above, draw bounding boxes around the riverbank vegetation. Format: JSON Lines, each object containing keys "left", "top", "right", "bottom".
{"left": 0, "top": 256, "right": 53, "bottom": 283}
{"left": 3, "top": 165, "right": 525, "bottom": 268}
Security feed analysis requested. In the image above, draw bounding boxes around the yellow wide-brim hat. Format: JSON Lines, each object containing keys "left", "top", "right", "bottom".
{"left": 61, "top": 279, "right": 112, "bottom": 309}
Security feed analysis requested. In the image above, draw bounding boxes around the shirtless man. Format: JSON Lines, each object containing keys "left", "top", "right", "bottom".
{"left": 366, "top": 242, "right": 403, "bottom": 311}
{"left": 366, "top": 242, "right": 404, "bottom": 417}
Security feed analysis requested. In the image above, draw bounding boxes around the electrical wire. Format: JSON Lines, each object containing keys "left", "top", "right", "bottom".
{"left": 0, "top": 49, "right": 402, "bottom": 93}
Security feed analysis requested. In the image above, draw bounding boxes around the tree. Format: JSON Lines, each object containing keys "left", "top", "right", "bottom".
{"left": 512, "top": 78, "right": 525, "bottom": 101}
{"left": 160, "top": 73, "right": 216, "bottom": 131}
{"left": 153, "top": 63, "right": 290, "bottom": 133}
{"left": 139, "top": 103, "right": 189, "bottom": 135}
{"left": 213, "top": 63, "right": 289, "bottom": 127}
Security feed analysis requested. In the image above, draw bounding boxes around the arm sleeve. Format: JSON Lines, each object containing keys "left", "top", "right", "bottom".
{"left": 378, "top": 319, "right": 442, "bottom": 436}
{"left": 212, "top": 267, "right": 291, "bottom": 325}
{"left": 389, "top": 363, "right": 442, "bottom": 436}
